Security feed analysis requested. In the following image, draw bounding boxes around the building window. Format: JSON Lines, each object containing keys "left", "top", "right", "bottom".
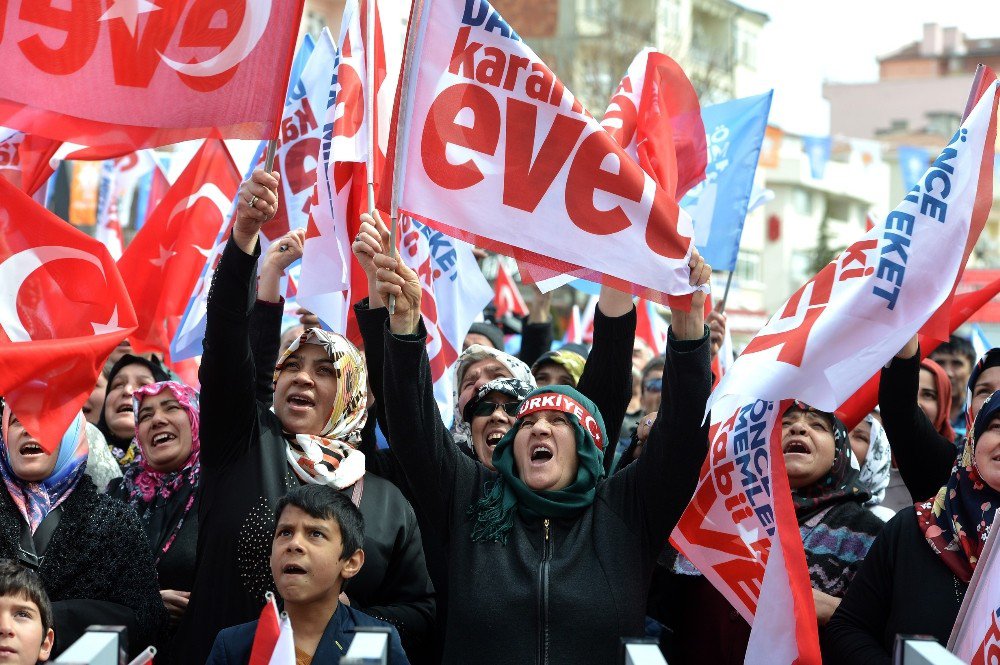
{"left": 792, "top": 188, "right": 813, "bottom": 216}
{"left": 735, "top": 250, "right": 762, "bottom": 284}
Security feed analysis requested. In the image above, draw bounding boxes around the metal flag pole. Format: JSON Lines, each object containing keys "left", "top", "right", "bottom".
{"left": 263, "top": 137, "right": 278, "bottom": 173}
{"left": 365, "top": 0, "right": 377, "bottom": 216}
{"left": 716, "top": 269, "right": 735, "bottom": 314}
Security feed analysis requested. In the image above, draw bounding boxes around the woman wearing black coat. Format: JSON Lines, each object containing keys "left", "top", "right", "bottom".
{"left": 370, "top": 239, "right": 712, "bottom": 664}
{"left": 171, "top": 172, "right": 434, "bottom": 664}
{"left": 0, "top": 406, "right": 165, "bottom": 657}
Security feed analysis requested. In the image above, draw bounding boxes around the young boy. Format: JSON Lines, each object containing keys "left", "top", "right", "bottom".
{"left": 0, "top": 559, "right": 54, "bottom": 665}
{"left": 207, "top": 486, "right": 410, "bottom": 664}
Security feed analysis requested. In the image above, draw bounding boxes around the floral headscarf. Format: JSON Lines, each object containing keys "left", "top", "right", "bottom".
{"left": 857, "top": 414, "right": 891, "bottom": 508}
{"left": 274, "top": 328, "right": 368, "bottom": 489}
{"left": 0, "top": 409, "right": 89, "bottom": 534}
{"left": 118, "top": 382, "right": 200, "bottom": 564}
{"left": 787, "top": 403, "right": 871, "bottom": 523}
{"left": 916, "top": 389, "right": 1000, "bottom": 583}
{"left": 921, "top": 358, "right": 956, "bottom": 442}
{"left": 451, "top": 344, "right": 535, "bottom": 450}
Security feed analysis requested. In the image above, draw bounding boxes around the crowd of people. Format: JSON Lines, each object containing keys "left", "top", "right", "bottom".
{"left": 0, "top": 166, "right": 997, "bottom": 665}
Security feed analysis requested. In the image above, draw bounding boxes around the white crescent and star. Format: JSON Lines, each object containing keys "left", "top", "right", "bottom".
{"left": 158, "top": 0, "right": 271, "bottom": 78}
{"left": 0, "top": 247, "right": 123, "bottom": 343}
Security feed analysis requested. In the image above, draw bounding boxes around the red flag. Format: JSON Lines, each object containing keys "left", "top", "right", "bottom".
{"left": 0, "top": 1, "right": 305, "bottom": 153}
{"left": 248, "top": 594, "right": 282, "bottom": 665}
{"left": 837, "top": 275, "right": 1000, "bottom": 429}
{"left": 0, "top": 133, "right": 60, "bottom": 196}
{"left": 118, "top": 140, "right": 240, "bottom": 361}
{"left": 0, "top": 177, "right": 136, "bottom": 453}
{"left": 635, "top": 299, "right": 670, "bottom": 354}
{"left": 493, "top": 263, "right": 528, "bottom": 320}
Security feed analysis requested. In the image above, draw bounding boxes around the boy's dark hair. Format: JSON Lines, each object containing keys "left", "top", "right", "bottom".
{"left": 0, "top": 559, "right": 52, "bottom": 634}
{"left": 933, "top": 335, "right": 977, "bottom": 365}
{"left": 275, "top": 485, "right": 365, "bottom": 560}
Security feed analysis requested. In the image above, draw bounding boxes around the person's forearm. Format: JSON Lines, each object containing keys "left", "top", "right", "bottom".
{"left": 597, "top": 283, "right": 634, "bottom": 318}
{"left": 258, "top": 266, "right": 282, "bottom": 303}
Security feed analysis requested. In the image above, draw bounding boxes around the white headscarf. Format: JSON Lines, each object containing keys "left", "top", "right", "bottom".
{"left": 450, "top": 344, "right": 535, "bottom": 449}
{"left": 857, "top": 414, "right": 891, "bottom": 508}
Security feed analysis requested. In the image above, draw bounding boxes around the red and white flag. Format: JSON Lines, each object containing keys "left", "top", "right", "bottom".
{"left": 493, "top": 262, "right": 527, "bottom": 320}
{"left": 0, "top": 132, "right": 60, "bottom": 196}
{"left": 635, "top": 299, "right": 670, "bottom": 354}
{"left": 118, "top": 140, "right": 240, "bottom": 362}
{"left": 248, "top": 593, "right": 295, "bottom": 665}
{"left": 0, "top": 177, "right": 136, "bottom": 453}
{"left": 600, "top": 47, "right": 706, "bottom": 201}
{"left": 564, "top": 304, "right": 583, "bottom": 345}
{"left": 949, "top": 509, "right": 1000, "bottom": 662}
{"left": 0, "top": 1, "right": 305, "bottom": 154}
{"left": 673, "top": 71, "right": 999, "bottom": 665}
{"left": 381, "top": 0, "right": 700, "bottom": 304}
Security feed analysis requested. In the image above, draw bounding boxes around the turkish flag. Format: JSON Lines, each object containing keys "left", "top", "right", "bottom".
{"left": 493, "top": 263, "right": 527, "bottom": 320}
{"left": 0, "top": 1, "right": 305, "bottom": 153}
{"left": 0, "top": 177, "right": 136, "bottom": 453}
{"left": 118, "top": 139, "right": 240, "bottom": 361}
{"left": 0, "top": 133, "right": 60, "bottom": 196}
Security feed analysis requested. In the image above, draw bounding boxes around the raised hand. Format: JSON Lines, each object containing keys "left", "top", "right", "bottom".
{"left": 233, "top": 168, "right": 280, "bottom": 254}
{"left": 259, "top": 228, "right": 305, "bottom": 303}
{"left": 373, "top": 252, "right": 422, "bottom": 335}
{"left": 353, "top": 211, "right": 391, "bottom": 308}
{"left": 670, "top": 250, "right": 711, "bottom": 341}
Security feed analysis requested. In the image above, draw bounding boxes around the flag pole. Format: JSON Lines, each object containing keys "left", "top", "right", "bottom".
{"left": 263, "top": 138, "right": 278, "bottom": 173}
{"left": 388, "top": 0, "right": 426, "bottom": 314}
{"left": 717, "top": 269, "right": 735, "bottom": 315}
{"left": 365, "top": 0, "right": 376, "bottom": 216}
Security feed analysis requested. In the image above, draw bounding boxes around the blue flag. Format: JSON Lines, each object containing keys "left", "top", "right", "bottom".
{"left": 802, "top": 135, "right": 832, "bottom": 180}
{"left": 682, "top": 91, "right": 772, "bottom": 272}
{"left": 897, "top": 145, "right": 930, "bottom": 192}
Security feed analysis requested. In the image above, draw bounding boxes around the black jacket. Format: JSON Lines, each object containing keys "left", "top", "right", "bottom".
{"left": 823, "top": 507, "right": 966, "bottom": 664}
{"left": 878, "top": 353, "right": 959, "bottom": 502}
{"left": 382, "top": 318, "right": 710, "bottom": 665}
{"left": 172, "top": 236, "right": 434, "bottom": 663}
{"left": 0, "top": 477, "right": 165, "bottom": 657}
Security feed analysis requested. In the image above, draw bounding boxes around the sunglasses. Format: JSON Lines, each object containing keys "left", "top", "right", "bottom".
{"left": 472, "top": 400, "right": 520, "bottom": 418}
{"left": 643, "top": 378, "right": 663, "bottom": 393}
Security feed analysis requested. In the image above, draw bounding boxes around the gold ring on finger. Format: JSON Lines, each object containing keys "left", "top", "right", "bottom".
{"left": 250, "top": 195, "right": 258, "bottom": 208}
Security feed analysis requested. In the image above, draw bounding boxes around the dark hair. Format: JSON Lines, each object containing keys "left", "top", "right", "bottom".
{"left": 0, "top": 560, "right": 52, "bottom": 634}
{"left": 641, "top": 355, "right": 666, "bottom": 388}
{"left": 933, "top": 335, "right": 977, "bottom": 366}
{"left": 275, "top": 486, "right": 365, "bottom": 560}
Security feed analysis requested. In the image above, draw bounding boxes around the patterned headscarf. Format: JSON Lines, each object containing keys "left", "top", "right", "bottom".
{"left": 451, "top": 344, "right": 535, "bottom": 450}
{"left": 787, "top": 403, "right": 871, "bottom": 523}
{"left": 0, "top": 409, "right": 89, "bottom": 534}
{"left": 462, "top": 378, "right": 535, "bottom": 424}
{"left": 916, "top": 389, "right": 1000, "bottom": 583}
{"left": 274, "top": 328, "right": 368, "bottom": 489}
{"left": 119, "top": 382, "right": 200, "bottom": 564}
{"left": 857, "top": 414, "right": 891, "bottom": 508}
{"left": 920, "top": 358, "right": 956, "bottom": 442}
{"left": 469, "top": 385, "right": 606, "bottom": 544}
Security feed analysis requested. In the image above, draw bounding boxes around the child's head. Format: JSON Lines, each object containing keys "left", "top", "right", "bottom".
{"left": 0, "top": 560, "right": 54, "bottom": 664}
{"left": 271, "top": 485, "right": 365, "bottom": 607}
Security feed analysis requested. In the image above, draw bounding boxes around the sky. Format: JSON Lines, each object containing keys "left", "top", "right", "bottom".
{"left": 738, "top": 0, "right": 1000, "bottom": 135}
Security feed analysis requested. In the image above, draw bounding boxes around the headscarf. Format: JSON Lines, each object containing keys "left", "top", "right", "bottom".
{"left": 462, "top": 378, "right": 535, "bottom": 424}
{"left": 788, "top": 403, "right": 871, "bottom": 522}
{"left": 0, "top": 409, "right": 89, "bottom": 534}
{"left": 964, "top": 348, "right": 1000, "bottom": 434}
{"left": 97, "top": 354, "right": 169, "bottom": 465}
{"left": 921, "top": 358, "right": 956, "bottom": 442}
{"left": 857, "top": 414, "right": 891, "bottom": 508}
{"left": 916, "top": 389, "right": 1000, "bottom": 583}
{"left": 469, "top": 385, "right": 606, "bottom": 544}
{"left": 118, "top": 382, "right": 201, "bottom": 564}
{"left": 274, "top": 328, "right": 368, "bottom": 489}
{"left": 451, "top": 344, "right": 535, "bottom": 450}
{"left": 531, "top": 350, "right": 587, "bottom": 387}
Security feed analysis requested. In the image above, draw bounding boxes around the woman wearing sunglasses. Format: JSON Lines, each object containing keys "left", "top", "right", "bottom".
{"left": 461, "top": 379, "right": 536, "bottom": 471}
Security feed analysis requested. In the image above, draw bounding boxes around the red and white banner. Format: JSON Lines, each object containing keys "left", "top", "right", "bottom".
{"left": 0, "top": 176, "right": 136, "bottom": 453}
{"left": 707, "top": 77, "right": 998, "bottom": 420}
{"left": 0, "top": 132, "right": 59, "bottom": 196}
{"left": 636, "top": 299, "right": 670, "bottom": 354}
{"left": 0, "top": 1, "right": 305, "bottom": 154}
{"left": 493, "top": 262, "right": 527, "bottom": 319}
{"left": 398, "top": 215, "right": 493, "bottom": 417}
{"left": 673, "top": 73, "right": 999, "bottom": 665}
{"left": 600, "top": 47, "right": 705, "bottom": 200}
{"left": 118, "top": 140, "right": 240, "bottom": 361}
{"left": 949, "top": 509, "right": 1000, "bottom": 662}
{"left": 671, "top": 398, "right": 820, "bottom": 664}
{"left": 382, "top": 0, "right": 700, "bottom": 304}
